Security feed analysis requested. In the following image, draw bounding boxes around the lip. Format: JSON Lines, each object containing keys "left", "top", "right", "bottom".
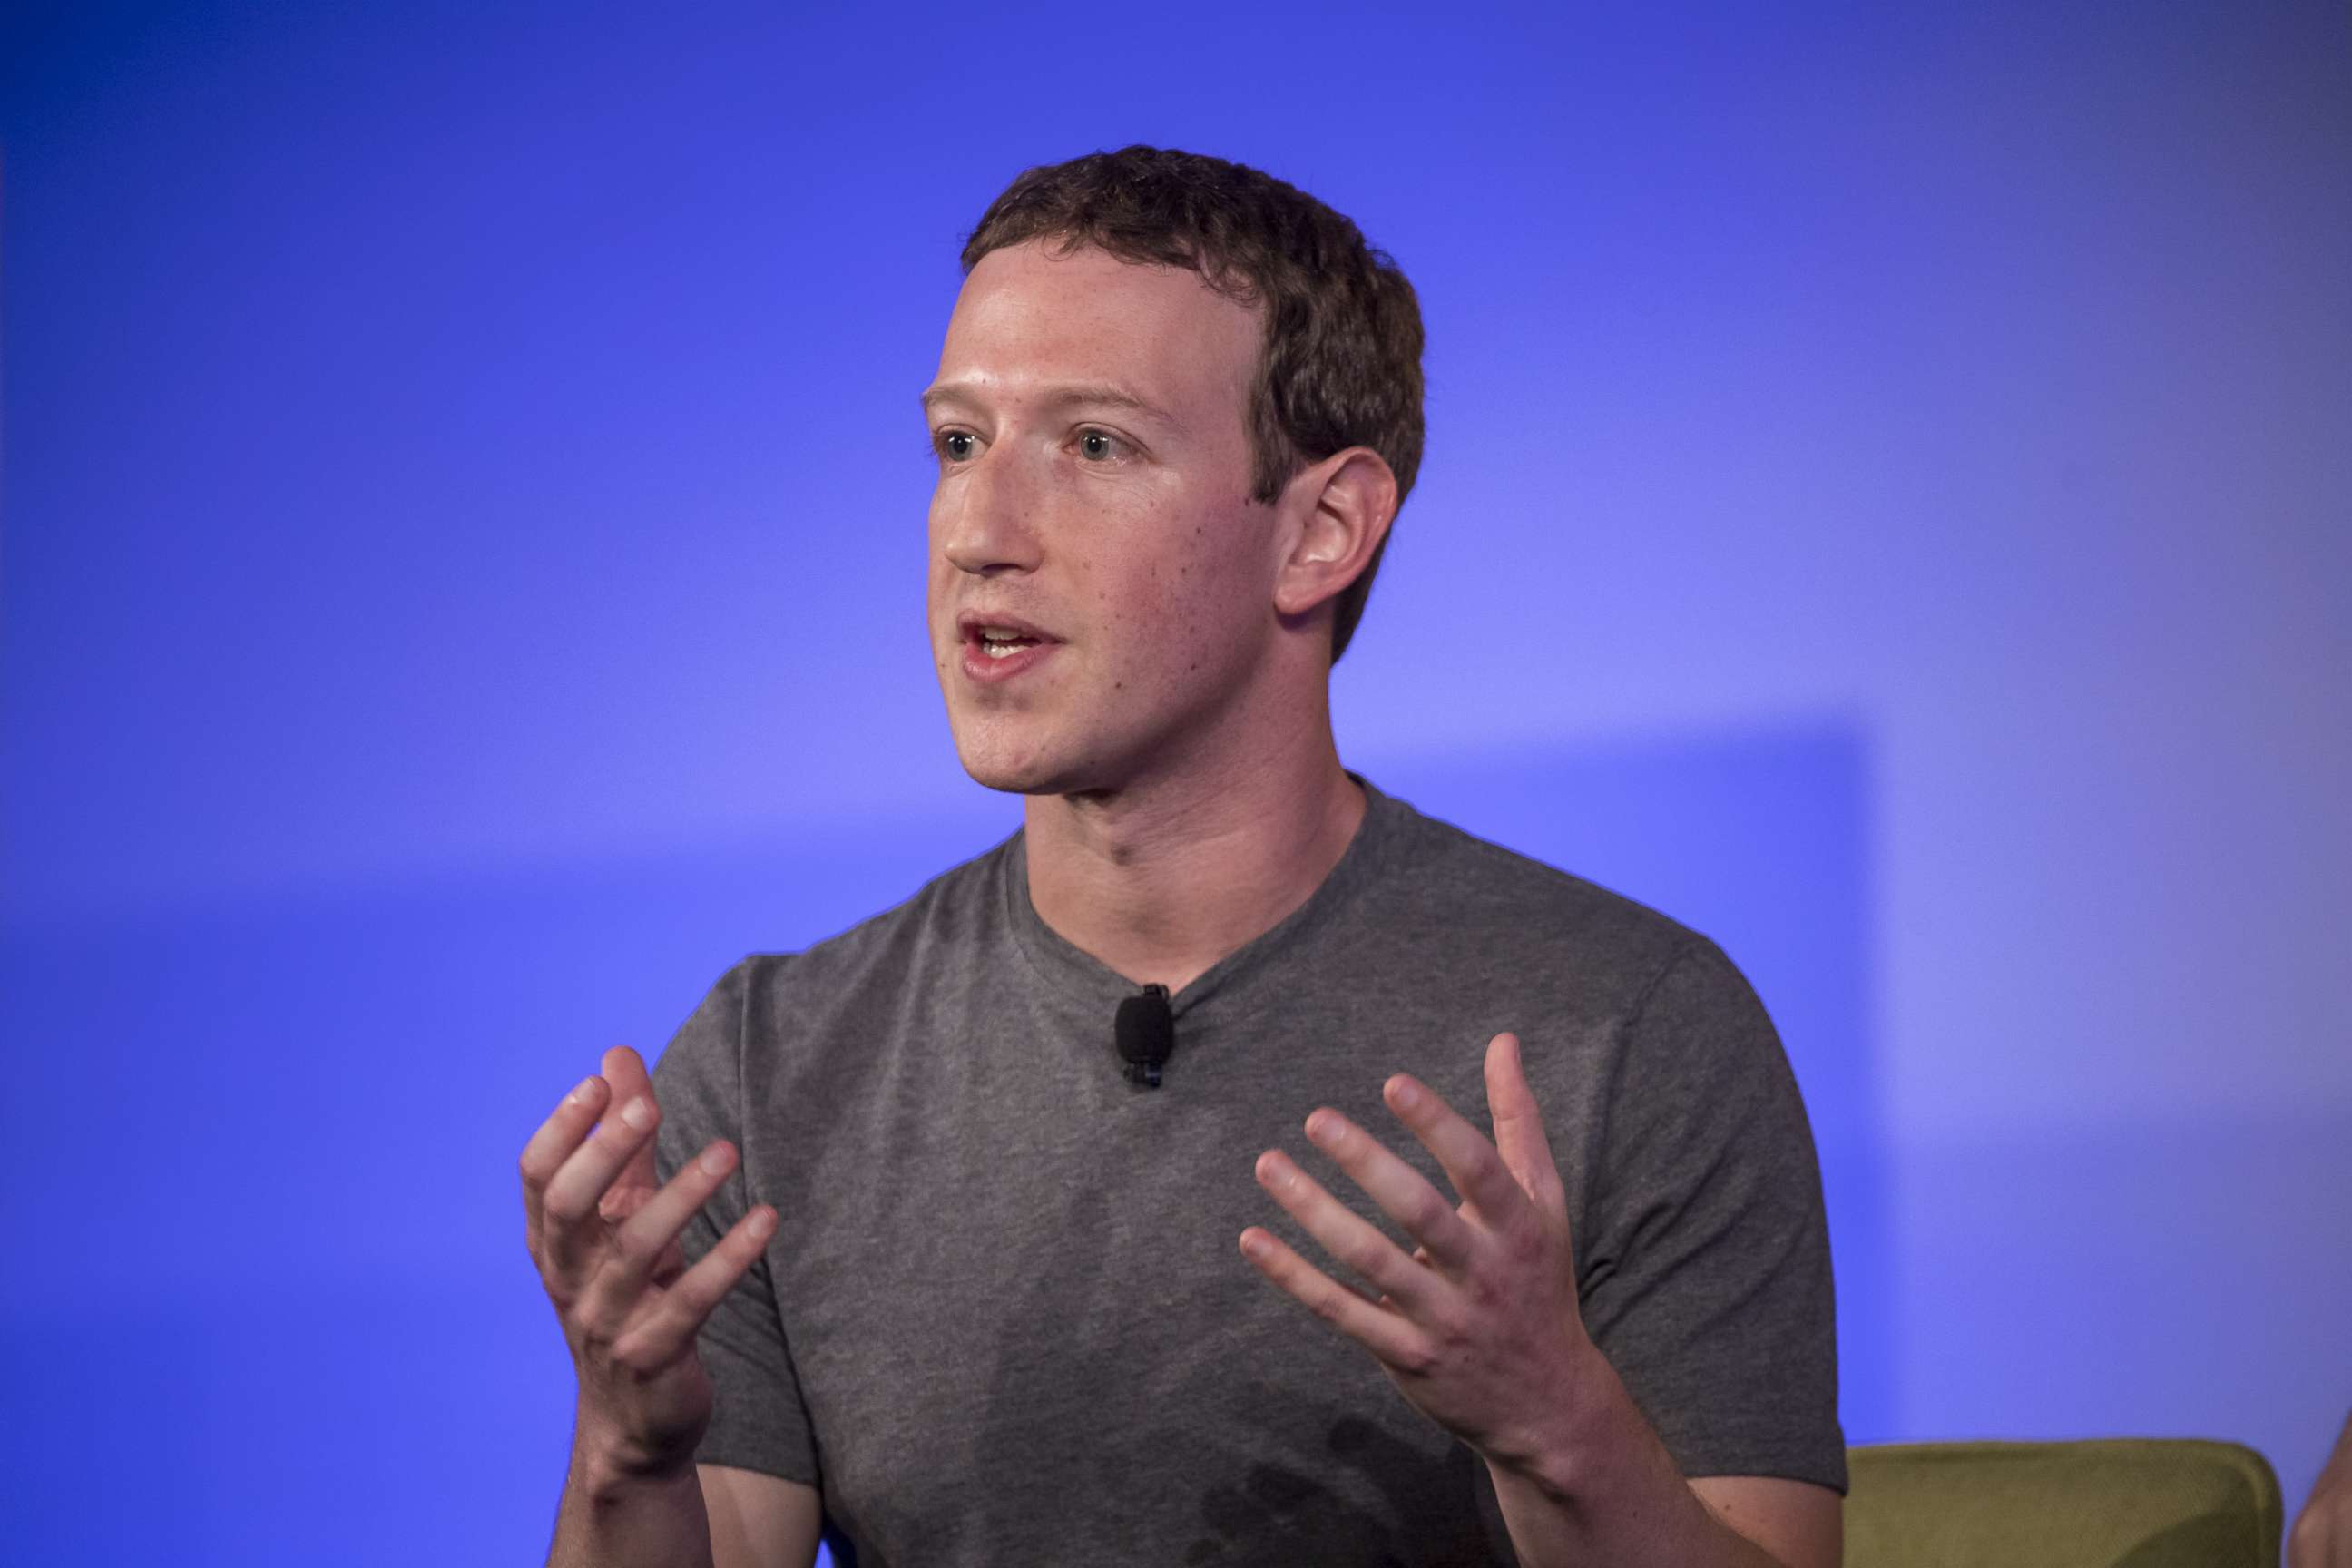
{"left": 959, "top": 635, "right": 1060, "bottom": 685}
{"left": 955, "top": 611, "right": 1063, "bottom": 686}
{"left": 957, "top": 611, "right": 1061, "bottom": 643}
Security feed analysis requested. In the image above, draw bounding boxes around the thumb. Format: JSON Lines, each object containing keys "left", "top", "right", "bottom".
{"left": 1485, "top": 1032, "right": 1565, "bottom": 1215}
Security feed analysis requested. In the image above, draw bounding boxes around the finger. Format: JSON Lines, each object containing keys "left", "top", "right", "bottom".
{"left": 603, "top": 1044, "right": 662, "bottom": 1196}
{"left": 1298, "top": 1108, "right": 1482, "bottom": 1274}
{"left": 621, "top": 1202, "right": 780, "bottom": 1370}
{"left": 520, "top": 1073, "right": 609, "bottom": 1252}
{"left": 1253, "top": 1149, "right": 1449, "bottom": 1317}
{"left": 590, "top": 1138, "right": 742, "bottom": 1315}
{"left": 539, "top": 1090, "right": 662, "bottom": 1291}
{"left": 1483, "top": 1033, "right": 1567, "bottom": 1218}
{"left": 1239, "top": 1226, "right": 1435, "bottom": 1373}
{"left": 1381, "top": 1073, "right": 1534, "bottom": 1237}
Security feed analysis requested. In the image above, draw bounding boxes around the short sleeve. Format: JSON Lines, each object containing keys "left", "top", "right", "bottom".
{"left": 650, "top": 957, "right": 822, "bottom": 1486}
{"left": 1575, "top": 938, "right": 1847, "bottom": 1494}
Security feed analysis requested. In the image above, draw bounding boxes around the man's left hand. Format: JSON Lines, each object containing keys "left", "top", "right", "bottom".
{"left": 1240, "top": 1030, "right": 1602, "bottom": 1472}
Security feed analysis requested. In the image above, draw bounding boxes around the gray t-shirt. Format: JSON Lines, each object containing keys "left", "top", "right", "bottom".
{"left": 652, "top": 773, "right": 1845, "bottom": 1565}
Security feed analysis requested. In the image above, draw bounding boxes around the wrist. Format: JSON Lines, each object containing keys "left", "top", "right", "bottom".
{"left": 1481, "top": 1338, "right": 1626, "bottom": 1503}
{"left": 569, "top": 1420, "right": 701, "bottom": 1503}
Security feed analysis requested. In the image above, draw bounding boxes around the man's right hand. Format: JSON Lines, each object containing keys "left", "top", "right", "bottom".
{"left": 521, "top": 1044, "right": 779, "bottom": 1481}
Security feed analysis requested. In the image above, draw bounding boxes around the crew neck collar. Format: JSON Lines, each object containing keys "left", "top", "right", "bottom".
{"left": 1002, "top": 769, "right": 1404, "bottom": 1021}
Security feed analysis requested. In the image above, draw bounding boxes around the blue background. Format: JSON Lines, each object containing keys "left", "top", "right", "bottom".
{"left": 3, "top": 2, "right": 2346, "bottom": 1562}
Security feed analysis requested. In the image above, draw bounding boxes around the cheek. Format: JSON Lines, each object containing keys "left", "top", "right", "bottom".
{"left": 1173, "top": 511, "right": 1269, "bottom": 624}
{"left": 1098, "top": 527, "right": 1263, "bottom": 683}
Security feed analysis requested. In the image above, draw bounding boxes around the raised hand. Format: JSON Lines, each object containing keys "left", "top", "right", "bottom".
{"left": 520, "top": 1044, "right": 778, "bottom": 1479}
{"left": 1239, "top": 1031, "right": 1602, "bottom": 1471}
{"left": 2292, "top": 1411, "right": 2352, "bottom": 1568}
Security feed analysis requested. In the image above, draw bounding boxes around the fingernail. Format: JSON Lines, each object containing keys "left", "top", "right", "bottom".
{"left": 568, "top": 1076, "right": 598, "bottom": 1105}
{"left": 621, "top": 1096, "right": 653, "bottom": 1131}
{"left": 699, "top": 1144, "right": 731, "bottom": 1176}
{"left": 1391, "top": 1079, "right": 1422, "bottom": 1110}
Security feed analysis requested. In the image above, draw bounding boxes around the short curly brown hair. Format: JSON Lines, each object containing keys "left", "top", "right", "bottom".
{"left": 961, "top": 145, "right": 1425, "bottom": 665}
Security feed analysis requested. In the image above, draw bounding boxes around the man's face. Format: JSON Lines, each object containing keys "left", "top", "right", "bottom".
{"left": 924, "top": 239, "right": 1282, "bottom": 797}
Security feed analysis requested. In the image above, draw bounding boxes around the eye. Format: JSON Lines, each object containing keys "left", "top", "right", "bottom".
{"left": 932, "top": 429, "right": 977, "bottom": 465}
{"left": 1077, "top": 429, "right": 1120, "bottom": 462}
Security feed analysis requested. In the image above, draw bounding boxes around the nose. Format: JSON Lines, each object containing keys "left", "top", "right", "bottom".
{"left": 936, "top": 442, "right": 1043, "bottom": 579}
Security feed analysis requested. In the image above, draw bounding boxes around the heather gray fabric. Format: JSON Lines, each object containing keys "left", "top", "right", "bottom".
{"left": 652, "top": 772, "right": 1845, "bottom": 1566}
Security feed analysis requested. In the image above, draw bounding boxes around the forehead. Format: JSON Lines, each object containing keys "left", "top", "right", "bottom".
{"left": 930, "top": 240, "right": 1260, "bottom": 421}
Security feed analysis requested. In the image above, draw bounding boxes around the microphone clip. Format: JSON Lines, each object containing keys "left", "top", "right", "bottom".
{"left": 1114, "top": 982, "right": 1176, "bottom": 1089}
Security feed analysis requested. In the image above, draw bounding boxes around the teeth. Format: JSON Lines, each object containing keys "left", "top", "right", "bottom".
{"left": 983, "top": 641, "right": 1028, "bottom": 660}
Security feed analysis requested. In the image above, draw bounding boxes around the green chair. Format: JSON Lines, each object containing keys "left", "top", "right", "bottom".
{"left": 1844, "top": 1439, "right": 2283, "bottom": 1568}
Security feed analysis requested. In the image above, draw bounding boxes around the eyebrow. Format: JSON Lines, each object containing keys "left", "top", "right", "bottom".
{"left": 919, "top": 381, "right": 1186, "bottom": 434}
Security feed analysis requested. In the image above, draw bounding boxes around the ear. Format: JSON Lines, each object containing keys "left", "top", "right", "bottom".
{"left": 1271, "top": 446, "right": 1398, "bottom": 627}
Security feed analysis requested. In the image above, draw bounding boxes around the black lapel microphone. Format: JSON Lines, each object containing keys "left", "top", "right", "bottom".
{"left": 1114, "top": 983, "right": 1176, "bottom": 1088}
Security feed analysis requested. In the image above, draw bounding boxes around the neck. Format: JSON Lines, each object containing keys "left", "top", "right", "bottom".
{"left": 1021, "top": 699, "right": 1367, "bottom": 996}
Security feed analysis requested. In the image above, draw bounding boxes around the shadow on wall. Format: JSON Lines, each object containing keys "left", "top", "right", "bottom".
{"left": 0, "top": 716, "right": 1886, "bottom": 1566}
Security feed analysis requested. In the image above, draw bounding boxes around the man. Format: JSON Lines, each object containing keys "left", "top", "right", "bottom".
{"left": 2293, "top": 1411, "right": 2352, "bottom": 1568}
{"left": 523, "top": 145, "right": 1846, "bottom": 1567}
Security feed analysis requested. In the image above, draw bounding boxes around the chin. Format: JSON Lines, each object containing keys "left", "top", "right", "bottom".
{"left": 958, "top": 758, "right": 1053, "bottom": 796}
{"left": 950, "top": 724, "right": 1077, "bottom": 797}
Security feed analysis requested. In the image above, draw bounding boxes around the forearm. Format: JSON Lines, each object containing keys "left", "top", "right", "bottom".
{"left": 546, "top": 1437, "right": 715, "bottom": 1568}
{"left": 1485, "top": 1348, "right": 1788, "bottom": 1568}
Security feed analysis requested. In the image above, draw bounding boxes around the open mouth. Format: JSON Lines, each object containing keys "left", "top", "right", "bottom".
{"left": 972, "top": 630, "right": 1045, "bottom": 660}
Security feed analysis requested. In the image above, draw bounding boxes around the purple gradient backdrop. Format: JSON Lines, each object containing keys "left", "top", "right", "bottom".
{"left": 5, "top": 3, "right": 2347, "bottom": 1563}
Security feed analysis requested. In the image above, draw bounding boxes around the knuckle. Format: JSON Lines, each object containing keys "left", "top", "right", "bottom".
{"left": 564, "top": 1297, "right": 616, "bottom": 1355}
{"left": 1503, "top": 1220, "right": 1546, "bottom": 1267}
{"left": 1433, "top": 1305, "right": 1475, "bottom": 1348}
{"left": 600, "top": 1333, "right": 649, "bottom": 1377}
{"left": 541, "top": 1184, "right": 590, "bottom": 1225}
{"left": 1393, "top": 1337, "right": 1441, "bottom": 1377}
{"left": 663, "top": 1269, "right": 709, "bottom": 1315}
{"left": 667, "top": 1275, "right": 724, "bottom": 1332}
{"left": 606, "top": 1221, "right": 660, "bottom": 1271}
{"left": 605, "top": 1319, "right": 673, "bottom": 1377}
